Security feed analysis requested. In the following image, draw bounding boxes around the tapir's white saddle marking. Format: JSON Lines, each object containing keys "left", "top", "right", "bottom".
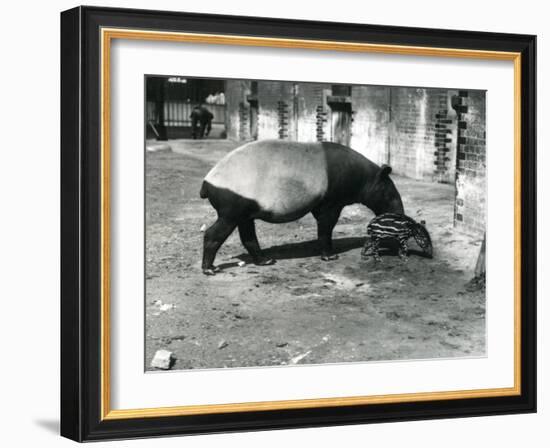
{"left": 205, "top": 140, "right": 329, "bottom": 220}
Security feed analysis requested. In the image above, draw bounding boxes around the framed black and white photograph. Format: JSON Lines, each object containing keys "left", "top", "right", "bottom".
{"left": 143, "top": 75, "right": 487, "bottom": 371}
{"left": 60, "top": 6, "right": 536, "bottom": 442}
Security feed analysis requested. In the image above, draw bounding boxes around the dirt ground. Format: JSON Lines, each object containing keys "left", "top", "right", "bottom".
{"left": 145, "top": 139, "right": 485, "bottom": 371}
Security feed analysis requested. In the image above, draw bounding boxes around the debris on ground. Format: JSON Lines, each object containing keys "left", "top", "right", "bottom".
{"left": 218, "top": 340, "right": 228, "bottom": 349}
{"left": 200, "top": 223, "right": 207, "bottom": 232}
{"left": 150, "top": 349, "right": 174, "bottom": 370}
{"left": 146, "top": 142, "right": 172, "bottom": 153}
{"left": 170, "top": 335, "right": 186, "bottom": 341}
{"left": 152, "top": 299, "right": 176, "bottom": 312}
{"left": 322, "top": 273, "right": 358, "bottom": 290}
{"left": 289, "top": 350, "right": 312, "bottom": 365}
{"left": 466, "top": 274, "right": 486, "bottom": 292}
{"left": 159, "top": 303, "right": 176, "bottom": 311}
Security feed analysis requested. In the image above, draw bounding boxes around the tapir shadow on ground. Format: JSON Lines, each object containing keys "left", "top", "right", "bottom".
{"left": 216, "top": 237, "right": 364, "bottom": 270}
{"left": 237, "top": 236, "right": 364, "bottom": 263}
{"left": 218, "top": 237, "right": 430, "bottom": 271}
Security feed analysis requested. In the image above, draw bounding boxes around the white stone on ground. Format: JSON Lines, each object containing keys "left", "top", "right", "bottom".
{"left": 150, "top": 349, "right": 173, "bottom": 370}
{"left": 146, "top": 142, "right": 172, "bottom": 152}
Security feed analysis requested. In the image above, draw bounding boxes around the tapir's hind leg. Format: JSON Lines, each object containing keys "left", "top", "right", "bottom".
{"left": 238, "top": 220, "right": 275, "bottom": 266}
{"left": 202, "top": 217, "right": 237, "bottom": 275}
{"left": 313, "top": 205, "right": 343, "bottom": 261}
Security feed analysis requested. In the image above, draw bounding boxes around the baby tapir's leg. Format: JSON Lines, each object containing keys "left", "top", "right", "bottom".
{"left": 362, "top": 236, "right": 382, "bottom": 261}
{"left": 361, "top": 237, "right": 374, "bottom": 259}
{"left": 398, "top": 237, "right": 409, "bottom": 261}
{"left": 372, "top": 237, "right": 382, "bottom": 262}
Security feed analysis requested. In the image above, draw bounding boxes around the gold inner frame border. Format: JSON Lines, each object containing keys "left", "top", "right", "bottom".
{"left": 99, "top": 27, "right": 522, "bottom": 421}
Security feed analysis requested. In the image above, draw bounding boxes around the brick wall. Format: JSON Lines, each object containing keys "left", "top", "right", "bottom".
{"left": 349, "top": 85, "right": 390, "bottom": 165}
{"left": 388, "top": 88, "right": 457, "bottom": 182}
{"left": 248, "top": 81, "right": 330, "bottom": 141}
{"left": 227, "top": 83, "right": 459, "bottom": 185}
{"left": 229, "top": 83, "right": 460, "bottom": 184}
{"left": 434, "top": 105, "right": 458, "bottom": 184}
{"left": 224, "top": 80, "right": 485, "bottom": 236}
{"left": 225, "top": 80, "right": 252, "bottom": 141}
{"left": 295, "top": 83, "right": 330, "bottom": 142}
{"left": 453, "top": 90, "right": 487, "bottom": 236}
{"left": 257, "top": 81, "right": 296, "bottom": 140}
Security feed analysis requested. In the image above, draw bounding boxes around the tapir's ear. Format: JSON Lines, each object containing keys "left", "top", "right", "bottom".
{"left": 380, "top": 164, "right": 392, "bottom": 177}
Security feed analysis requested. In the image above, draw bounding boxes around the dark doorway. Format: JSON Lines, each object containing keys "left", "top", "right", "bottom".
{"left": 329, "top": 101, "right": 352, "bottom": 146}
{"left": 145, "top": 76, "right": 227, "bottom": 140}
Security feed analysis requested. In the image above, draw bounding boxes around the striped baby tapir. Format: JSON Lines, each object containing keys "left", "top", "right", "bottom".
{"left": 361, "top": 213, "right": 433, "bottom": 261}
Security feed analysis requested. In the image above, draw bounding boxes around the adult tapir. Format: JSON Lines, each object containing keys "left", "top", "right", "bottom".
{"left": 199, "top": 140, "right": 404, "bottom": 275}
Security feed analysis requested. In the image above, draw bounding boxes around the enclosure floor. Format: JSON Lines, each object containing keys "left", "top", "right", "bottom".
{"left": 145, "top": 139, "right": 485, "bottom": 371}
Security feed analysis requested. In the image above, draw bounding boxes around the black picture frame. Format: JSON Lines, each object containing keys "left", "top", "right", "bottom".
{"left": 61, "top": 5, "right": 536, "bottom": 442}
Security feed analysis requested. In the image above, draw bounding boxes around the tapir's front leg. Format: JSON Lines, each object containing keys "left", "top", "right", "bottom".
{"left": 313, "top": 205, "right": 343, "bottom": 261}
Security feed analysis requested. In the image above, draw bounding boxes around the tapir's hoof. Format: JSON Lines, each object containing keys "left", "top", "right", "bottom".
{"left": 321, "top": 254, "right": 339, "bottom": 261}
{"left": 202, "top": 266, "right": 220, "bottom": 276}
{"left": 255, "top": 257, "right": 276, "bottom": 266}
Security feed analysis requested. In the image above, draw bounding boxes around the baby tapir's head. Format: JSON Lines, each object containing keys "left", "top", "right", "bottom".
{"left": 363, "top": 213, "right": 433, "bottom": 261}
{"left": 413, "top": 220, "right": 433, "bottom": 258}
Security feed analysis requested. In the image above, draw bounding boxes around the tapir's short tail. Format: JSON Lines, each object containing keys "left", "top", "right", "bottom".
{"left": 199, "top": 181, "right": 209, "bottom": 199}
